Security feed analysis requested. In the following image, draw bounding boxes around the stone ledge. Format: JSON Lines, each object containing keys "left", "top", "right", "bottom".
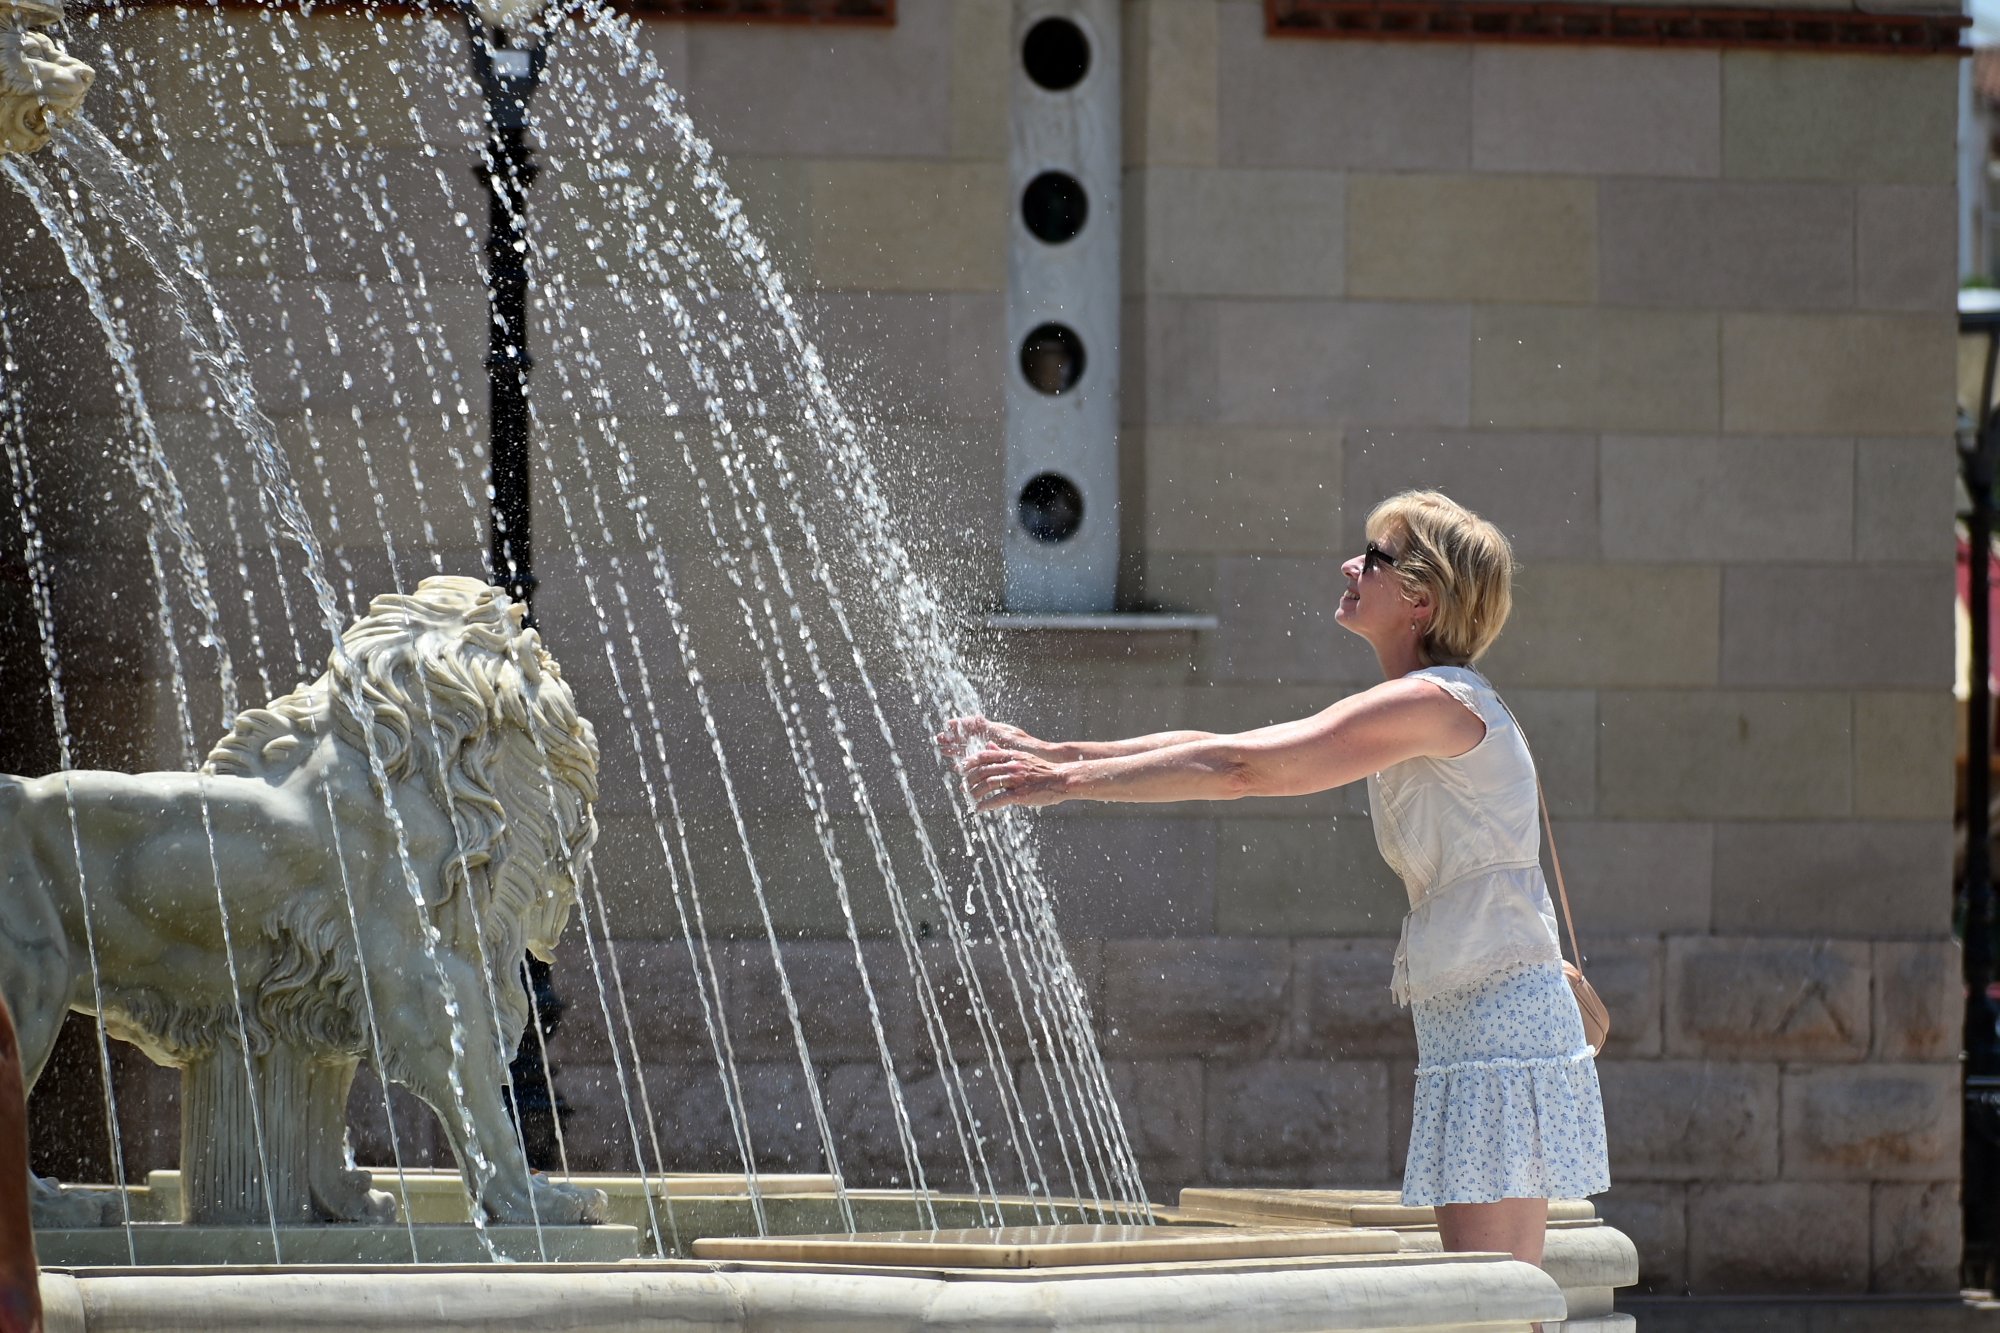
{"left": 1170, "top": 1187, "right": 1638, "bottom": 1320}
{"left": 35, "top": 1253, "right": 1570, "bottom": 1332}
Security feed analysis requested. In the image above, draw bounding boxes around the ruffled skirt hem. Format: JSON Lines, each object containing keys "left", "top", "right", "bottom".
{"left": 1401, "top": 1049, "right": 1611, "bottom": 1207}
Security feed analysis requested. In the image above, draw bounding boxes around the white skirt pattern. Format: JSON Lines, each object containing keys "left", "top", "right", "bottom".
{"left": 1402, "top": 960, "right": 1610, "bottom": 1207}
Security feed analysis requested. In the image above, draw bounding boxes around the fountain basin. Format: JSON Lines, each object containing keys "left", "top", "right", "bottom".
{"left": 38, "top": 1249, "right": 1571, "bottom": 1333}
{"left": 70, "top": 1172, "right": 1190, "bottom": 1259}
{"left": 32, "top": 1184, "right": 1640, "bottom": 1329}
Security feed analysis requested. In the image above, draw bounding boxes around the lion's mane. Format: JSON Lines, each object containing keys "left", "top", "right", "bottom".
{"left": 197, "top": 576, "right": 599, "bottom": 1062}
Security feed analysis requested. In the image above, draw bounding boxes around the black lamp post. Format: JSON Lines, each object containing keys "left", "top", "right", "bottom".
{"left": 1960, "top": 289, "right": 2000, "bottom": 1288}
{"left": 468, "top": 13, "right": 542, "bottom": 616}
{"left": 464, "top": 2, "right": 567, "bottom": 1169}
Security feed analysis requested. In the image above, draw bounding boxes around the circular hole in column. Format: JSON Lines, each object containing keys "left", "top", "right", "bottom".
{"left": 1018, "top": 323, "right": 1085, "bottom": 395}
{"left": 1018, "top": 472, "right": 1085, "bottom": 543}
{"left": 1021, "top": 171, "right": 1088, "bottom": 244}
{"left": 1022, "top": 17, "right": 1090, "bottom": 91}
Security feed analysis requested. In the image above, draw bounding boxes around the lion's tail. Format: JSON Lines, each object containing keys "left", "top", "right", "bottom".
{"left": 203, "top": 702, "right": 316, "bottom": 778}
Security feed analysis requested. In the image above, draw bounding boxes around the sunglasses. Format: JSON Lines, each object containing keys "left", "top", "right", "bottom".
{"left": 1362, "top": 541, "right": 1399, "bottom": 575}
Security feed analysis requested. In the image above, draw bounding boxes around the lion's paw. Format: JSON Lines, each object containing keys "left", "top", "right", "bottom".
{"left": 529, "top": 1174, "right": 607, "bottom": 1226}
{"left": 313, "top": 1165, "right": 400, "bottom": 1224}
{"left": 477, "top": 1170, "right": 607, "bottom": 1225}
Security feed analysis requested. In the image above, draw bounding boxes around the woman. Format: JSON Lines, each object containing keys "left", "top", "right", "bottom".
{"left": 940, "top": 490, "right": 1609, "bottom": 1270}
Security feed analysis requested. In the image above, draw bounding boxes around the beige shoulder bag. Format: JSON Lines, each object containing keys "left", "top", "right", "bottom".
{"left": 1493, "top": 695, "right": 1610, "bottom": 1054}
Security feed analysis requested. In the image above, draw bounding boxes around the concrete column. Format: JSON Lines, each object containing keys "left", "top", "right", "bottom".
{"left": 1004, "top": 0, "right": 1120, "bottom": 611}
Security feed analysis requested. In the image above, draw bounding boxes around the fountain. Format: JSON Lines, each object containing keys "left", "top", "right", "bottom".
{"left": 0, "top": 1, "right": 1636, "bottom": 1326}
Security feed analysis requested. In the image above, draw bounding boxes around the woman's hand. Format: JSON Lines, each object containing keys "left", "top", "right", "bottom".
{"left": 959, "top": 745, "right": 1073, "bottom": 812}
{"left": 936, "top": 715, "right": 1062, "bottom": 763}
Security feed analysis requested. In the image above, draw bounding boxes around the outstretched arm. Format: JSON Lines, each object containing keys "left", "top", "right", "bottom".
{"left": 959, "top": 677, "right": 1484, "bottom": 811}
{"left": 937, "top": 716, "right": 1219, "bottom": 764}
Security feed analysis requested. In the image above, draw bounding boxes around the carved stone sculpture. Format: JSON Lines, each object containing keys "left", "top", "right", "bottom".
{"left": 0, "top": 576, "right": 605, "bottom": 1227}
{"left": 0, "top": 0, "right": 92, "bottom": 157}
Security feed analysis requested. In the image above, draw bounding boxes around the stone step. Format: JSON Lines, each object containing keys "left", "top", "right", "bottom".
{"left": 1173, "top": 1186, "right": 1638, "bottom": 1320}
{"left": 690, "top": 1221, "right": 1402, "bottom": 1268}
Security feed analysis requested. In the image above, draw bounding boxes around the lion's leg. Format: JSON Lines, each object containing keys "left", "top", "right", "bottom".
{"left": 303, "top": 1057, "right": 395, "bottom": 1224}
{"left": 0, "top": 896, "right": 72, "bottom": 1101}
{"left": 0, "top": 902, "right": 108, "bottom": 1227}
{"left": 378, "top": 960, "right": 601, "bottom": 1227}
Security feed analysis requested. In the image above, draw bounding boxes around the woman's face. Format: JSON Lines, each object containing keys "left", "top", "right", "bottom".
{"left": 1335, "top": 530, "right": 1413, "bottom": 643}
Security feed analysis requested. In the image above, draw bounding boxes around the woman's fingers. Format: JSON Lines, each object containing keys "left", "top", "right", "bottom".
{"left": 961, "top": 748, "right": 1020, "bottom": 784}
{"left": 960, "top": 748, "right": 1028, "bottom": 809}
{"left": 973, "top": 770, "right": 1031, "bottom": 811}
{"left": 960, "top": 747, "right": 1065, "bottom": 813}
{"left": 935, "top": 715, "right": 990, "bottom": 758}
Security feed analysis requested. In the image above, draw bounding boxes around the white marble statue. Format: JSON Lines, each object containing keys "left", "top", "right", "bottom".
{"left": 1, "top": 576, "right": 606, "bottom": 1227}
{"left": 0, "top": 0, "right": 91, "bottom": 157}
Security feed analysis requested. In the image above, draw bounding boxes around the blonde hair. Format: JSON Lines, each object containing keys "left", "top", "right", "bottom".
{"left": 1365, "top": 491, "right": 1515, "bottom": 666}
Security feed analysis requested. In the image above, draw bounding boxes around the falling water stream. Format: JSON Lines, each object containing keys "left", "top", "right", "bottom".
{"left": 15, "top": 136, "right": 512, "bottom": 1259}
{"left": 0, "top": 309, "right": 137, "bottom": 1263}
{"left": 7, "top": 0, "right": 1154, "bottom": 1251}
{"left": 545, "top": 3, "right": 1152, "bottom": 1216}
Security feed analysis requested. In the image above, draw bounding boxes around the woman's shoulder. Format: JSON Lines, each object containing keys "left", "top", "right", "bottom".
{"left": 1404, "top": 665, "right": 1497, "bottom": 711}
{"left": 1365, "top": 670, "right": 1485, "bottom": 716}
{"left": 1359, "top": 669, "right": 1492, "bottom": 759}
{"left": 1401, "top": 666, "right": 1521, "bottom": 757}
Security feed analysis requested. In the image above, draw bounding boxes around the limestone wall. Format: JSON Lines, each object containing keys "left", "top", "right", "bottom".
{"left": 0, "top": 0, "right": 1964, "bottom": 1298}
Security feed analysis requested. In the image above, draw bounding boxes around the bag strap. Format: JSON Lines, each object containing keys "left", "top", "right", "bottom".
{"left": 1487, "top": 691, "right": 1587, "bottom": 975}
{"left": 1534, "top": 772, "right": 1587, "bottom": 975}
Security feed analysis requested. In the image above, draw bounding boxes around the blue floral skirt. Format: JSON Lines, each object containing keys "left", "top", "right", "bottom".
{"left": 1402, "top": 961, "right": 1611, "bottom": 1207}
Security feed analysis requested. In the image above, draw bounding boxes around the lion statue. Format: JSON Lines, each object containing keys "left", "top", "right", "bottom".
{"left": 0, "top": 0, "right": 93, "bottom": 158}
{"left": 0, "top": 576, "right": 605, "bottom": 1228}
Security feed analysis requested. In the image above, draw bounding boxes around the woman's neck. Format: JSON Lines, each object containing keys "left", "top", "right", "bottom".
{"left": 1373, "top": 638, "right": 1430, "bottom": 681}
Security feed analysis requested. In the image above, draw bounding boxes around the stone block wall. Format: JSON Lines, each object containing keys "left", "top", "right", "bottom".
{"left": 0, "top": 0, "right": 1966, "bottom": 1299}
{"left": 1094, "top": 0, "right": 1964, "bottom": 1296}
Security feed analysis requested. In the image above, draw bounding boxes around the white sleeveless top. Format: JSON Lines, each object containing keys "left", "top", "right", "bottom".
{"left": 1367, "top": 666, "right": 1563, "bottom": 1005}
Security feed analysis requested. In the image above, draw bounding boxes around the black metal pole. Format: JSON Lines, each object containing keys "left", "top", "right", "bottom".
{"left": 471, "top": 24, "right": 542, "bottom": 622}
{"left": 1968, "top": 323, "right": 1999, "bottom": 1071}
{"left": 1962, "top": 307, "right": 2000, "bottom": 1289}
{"left": 467, "top": 16, "right": 564, "bottom": 1167}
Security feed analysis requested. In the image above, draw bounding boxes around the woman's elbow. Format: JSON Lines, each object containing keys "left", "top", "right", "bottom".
{"left": 1217, "top": 757, "right": 1264, "bottom": 800}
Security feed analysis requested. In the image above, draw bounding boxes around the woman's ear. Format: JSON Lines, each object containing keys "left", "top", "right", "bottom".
{"left": 1408, "top": 588, "right": 1439, "bottom": 641}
